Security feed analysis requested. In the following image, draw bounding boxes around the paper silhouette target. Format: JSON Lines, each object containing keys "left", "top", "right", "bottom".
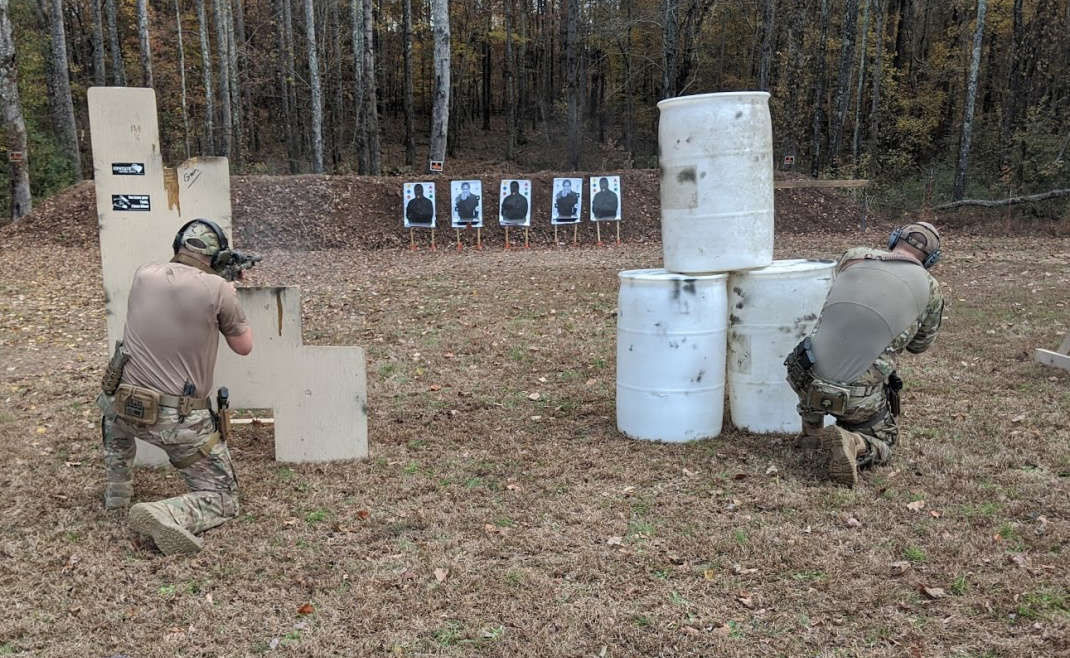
{"left": 589, "top": 176, "right": 621, "bottom": 221}
{"left": 551, "top": 177, "right": 583, "bottom": 225}
{"left": 403, "top": 182, "right": 436, "bottom": 228}
{"left": 499, "top": 179, "right": 532, "bottom": 227}
{"left": 450, "top": 180, "right": 483, "bottom": 228}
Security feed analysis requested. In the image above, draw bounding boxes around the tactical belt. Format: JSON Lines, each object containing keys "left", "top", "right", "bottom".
{"left": 844, "top": 382, "right": 882, "bottom": 397}
{"left": 158, "top": 393, "right": 211, "bottom": 410}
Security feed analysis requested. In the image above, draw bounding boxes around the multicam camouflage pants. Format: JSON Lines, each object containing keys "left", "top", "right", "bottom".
{"left": 100, "top": 399, "right": 239, "bottom": 535}
{"left": 784, "top": 351, "right": 896, "bottom": 469}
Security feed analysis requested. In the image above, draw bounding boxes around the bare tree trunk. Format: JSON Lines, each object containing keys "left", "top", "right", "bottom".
{"left": 350, "top": 0, "right": 364, "bottom": 171}
{"left": 176, "top": 0, "right": 191, "bottom": 159}
{"left": 105, "top": 0, "right": 126, "bottom": 85}
{"left": 213, "top": 0, "right": 232, "bottom": 158}
{"left": 46, "top": 0, "right": 82, "bottom": 180}
{"left": 225, "top": 0, "right": 241, "bottom": 167}
{"left": 481, "top": 13, "right": 490, "bottom": 131}
{"left": 283, "top": 0, "right": 298, "bottom": 170}
{"left": 517, "top": 4, "right": 527, "bottom": 138}
{"left": 566, "top": 0, "right": 579, "bottom": 168}
{"left": 505, "top": 0, "right": 516, "bottom": 160}
{"left": 785, "top": 0, "right": 805, "bottom": 153}
{"left": 757, "top": 0, "right": 775, "bottom": 91}
{"left": 428, "top": 0, "right": 449, "bottom": 169}
{"left": 402, "top": 0, "right": 414, "bottom": 165}
{"left": 868, "top": 0, "right": 885, "bottom": 161}
{"left": 362, "top": 0, "right": 380, "bottom": 173}
{"left": 662, "top": 0, "right": 676, "bottom": 98}
{"left": 90, "top": 0, "right": 106, "bottom": 85}
{"left": 851, "top": 0, "right": 871, "bottom": 170}
{"left": 196, "top": 0, "right": 214, "bottom": 154}
{"left": 952, "top": 0, "right": 987, "bottom": 201}
{"left": 232, "top": 0, "right": 249, "bottom": 151}
{"left": 303, "top": 0, "right": 323, "bottom": 173}
{"left": 0, "top": 0, "right": 31, "bottom": 221}
{"left": 810, "top": 0, "right": 830, "bottom": 176}
{"left": 999, "top": 0, "right": 1024, "bottom": 169}
{"left": 828, "top": 0, "right": 859, "bottom": 168}
{"left": 137, "top": 0, "right": 153, "bottom": 87}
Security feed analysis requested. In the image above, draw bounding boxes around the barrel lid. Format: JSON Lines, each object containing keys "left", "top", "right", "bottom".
{"left": 731, "top": 258, "right": 836, "bottom": 278}
{"left": 619, "top": 268, "right": 728, "bottom": 282}
{"left": 657, "top": 91, "right": 770, "bottom": 111}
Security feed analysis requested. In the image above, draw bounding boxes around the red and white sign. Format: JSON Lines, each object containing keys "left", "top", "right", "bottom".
{"left": 783, "top": 155, "right": 796, "bottom": 166}
{"left": 8, "top": 151, "right": 25, "bottom": 163}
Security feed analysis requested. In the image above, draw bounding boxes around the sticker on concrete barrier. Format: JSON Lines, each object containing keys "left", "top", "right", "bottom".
{"left": 111, "top": 162, "right": 146, "bottom": 175}
{"left": 112, "top": 194, "right": 151, "bottom": 211}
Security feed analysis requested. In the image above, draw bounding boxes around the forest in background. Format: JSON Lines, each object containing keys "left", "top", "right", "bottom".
{"left": 2, "top": 0, "right": 1069, "bottom": 222}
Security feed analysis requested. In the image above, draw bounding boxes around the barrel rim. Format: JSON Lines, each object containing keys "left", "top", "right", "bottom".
{"left": 728, "top": 258, "right": 837, "bottom": 278}
{"left": 657, "top": 91, "right": 771, "bottom": 110}
{"left": 618, "top": 268, "right": 729, "bottom": 282}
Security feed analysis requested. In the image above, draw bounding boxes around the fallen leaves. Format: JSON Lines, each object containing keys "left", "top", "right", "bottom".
{"left": 906, "top": 500, "right": 926, "bottom": 512}
{"left": 297, "top": 603, "right": 314, "bottom": 615}
{"left": 433, "top": 568, "right": 449, "bottom": 583}
{"left": 918, "top": 584, "right": 946, "bottom": 600}
{"left": 890, "top": 561, "right": 912, "bottom": 576}
{"left": 606, "top": 536, "right": 623, "bottom": 546}
{"left": 356, "top": 509, "right": 371, "bottom": 520}
{"left": 845, "top": 517, "right": 862, "bottom": 528}
{"left": 527, "top": 392, "right": 541, "bottom": 401}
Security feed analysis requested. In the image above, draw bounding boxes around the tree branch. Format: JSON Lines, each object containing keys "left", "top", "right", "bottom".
{"left": 932, "top": 189, "right": 1070, "bottom": 211}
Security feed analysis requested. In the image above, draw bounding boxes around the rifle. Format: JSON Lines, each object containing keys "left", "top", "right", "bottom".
{"left": 213, "top": 249, "right": 263, "bottom": 282}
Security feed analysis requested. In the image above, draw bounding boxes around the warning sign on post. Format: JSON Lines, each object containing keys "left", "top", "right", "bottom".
{"left": 112, "top": 194, "right": 151, "bottom": 211}
{"left": 111, "top": 162, "right": 145, "bottom": 175}
{"left": 8, "top": 151, "right": 24, "bottom": 162}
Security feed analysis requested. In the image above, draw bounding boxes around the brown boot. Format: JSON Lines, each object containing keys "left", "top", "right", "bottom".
{"left": 820, "top": 426, "right": 865, "bottom": 487}
{"left": 794, "top": 419, "right": 824, "bottom": 450}
{"left": 129, "top": 502, "right": 204, "bottom": 555}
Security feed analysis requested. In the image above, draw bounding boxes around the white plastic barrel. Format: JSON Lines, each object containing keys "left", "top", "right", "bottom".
{"left": 727, "top": 259, "right": 836, "bottom": 433}
{"left": 657, "top": 92, "right": 774, "bottom": 274}
{"left": 616, "top": 269, "right": 728, "bottom": 442}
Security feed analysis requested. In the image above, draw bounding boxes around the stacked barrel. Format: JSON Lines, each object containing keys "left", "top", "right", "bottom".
{"left": 616, "top": 92, "right": 835, "bottom": 442}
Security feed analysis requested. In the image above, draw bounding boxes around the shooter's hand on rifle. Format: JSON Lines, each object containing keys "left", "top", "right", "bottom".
{"left": 214, "top": 249, "right": 263, "bottom": 282}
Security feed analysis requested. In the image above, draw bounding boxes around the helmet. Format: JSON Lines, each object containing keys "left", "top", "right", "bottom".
{"left": 172, "top": 219, "right": 229, "bottom": 262}
{"left": 888, "top": 221, "right": 941, "bottom": 268}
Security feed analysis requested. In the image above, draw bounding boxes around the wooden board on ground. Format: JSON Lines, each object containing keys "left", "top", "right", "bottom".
{"left": 1034, "top": 334, "right": 1070, "bottom": 372}
{"left": 774, "top": 179, "right": 870, "bottom": 190}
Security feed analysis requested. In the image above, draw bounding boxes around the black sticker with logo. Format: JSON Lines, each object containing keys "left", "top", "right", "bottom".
{"left": 112, "top": 194, "right": 151, "bottom": 211}
{"left": 111, "top": 162, "right": 146, "bottom": 175}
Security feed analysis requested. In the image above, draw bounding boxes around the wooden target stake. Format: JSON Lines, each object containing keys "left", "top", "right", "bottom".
{"left": 505, "top": 226, "right": 511, "bottom": 249}
{"left": 455, "top": 228, "right": 462, "bottom": 251}
{"left": 524, "top": 227, "right": 530, "bottom": 248}
{"left": 572, "top": 224, "right": 578, "bottom": 246}
{"left": 554, "top": 225, "right": 559, "bottom": 245}
{"left": 477, "top": 227, "right": 482, "bottom": 250}
{"left": 430, "top": 228, "right": 437, "bottom": 251}
{"left": 409, "top": 229, "right": 416, "bottom": 251}
{"left": 616, "top": 221, "right": 621, "bottom": 245}
{"left": 596, "top": 221, "right": 603, "bottom": 246}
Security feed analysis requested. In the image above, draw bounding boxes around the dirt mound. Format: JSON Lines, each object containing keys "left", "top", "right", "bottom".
{"left": 2, "top": 171, "right": 875, "bottom": 251}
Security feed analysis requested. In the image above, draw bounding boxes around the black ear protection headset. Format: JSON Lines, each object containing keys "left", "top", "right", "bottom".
{"left": 172, "top": 219, "right": 230, "bottom": 267}
{"left": 888, "top": 226, "right": 941, "bottom": 269}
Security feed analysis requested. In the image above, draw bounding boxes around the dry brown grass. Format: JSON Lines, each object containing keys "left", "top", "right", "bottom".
{"left": 0, "top": 233, "right": 1067, "bottom": 656}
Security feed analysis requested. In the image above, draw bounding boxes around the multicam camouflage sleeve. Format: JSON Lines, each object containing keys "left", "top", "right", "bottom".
{"left": 906, "top": 277, "right": 944, "bottom": 354}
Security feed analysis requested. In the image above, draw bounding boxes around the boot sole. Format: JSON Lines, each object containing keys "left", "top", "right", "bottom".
{"left": 822, "top": 427, "right": 859, "bottom": 488}
{"left": 129, "top": 504, "right": 204, "bottom": 555}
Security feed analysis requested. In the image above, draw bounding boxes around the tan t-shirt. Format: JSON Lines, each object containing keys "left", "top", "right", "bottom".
{"left": 120, "top": 261, "right": 248, "bottom": 397}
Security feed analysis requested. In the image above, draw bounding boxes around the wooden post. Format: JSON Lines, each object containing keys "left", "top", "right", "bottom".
{"left": 430, "top": 228, "right": 436, "bottom": 251}
{"left": 505, "top": 226, "right": 510, "bottom": 249}
{"left": 554, "top": 225, "right": 559, "bottom": 245}
{"left": 477, "top": 227, "right": 482, "bottom": 249}
{"left": 524, "top": 227, "right": 529, "bottom": 248}
{"left": 456, "top": 228, "right": 462, "bottom": 251}
{"left": 409, "top": 229, "right": 416, "bottom": 250}
{"left": 596, "top": 221, "right": 602, "bottom": 246}
{"left": 615, "top": 221, "right": 621, "bottom": 245}
{"left": 572, "top": 224, "right": 578, "bottom": 245}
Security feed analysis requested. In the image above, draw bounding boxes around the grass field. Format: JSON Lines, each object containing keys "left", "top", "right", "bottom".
{"left": 0, "top": 233, "right": 1067, "bottom": 656}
